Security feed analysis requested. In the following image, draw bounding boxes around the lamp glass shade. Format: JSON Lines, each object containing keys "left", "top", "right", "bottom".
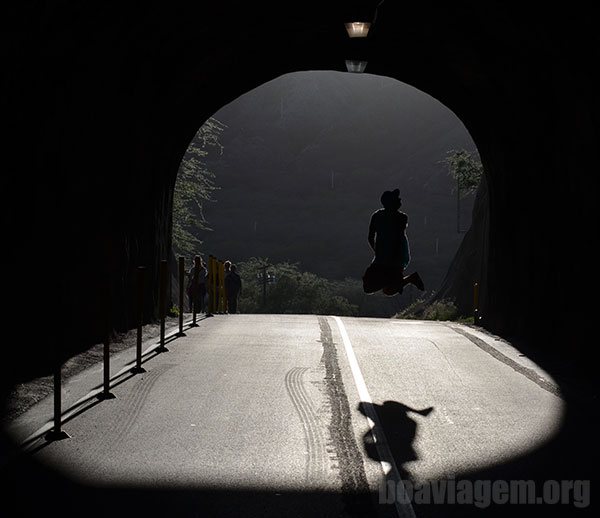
{"left": 345, "top": 22, "right": 371, "bottom": 38}
{"left": 345, "top": 60, "right": 368, "bottom": 73}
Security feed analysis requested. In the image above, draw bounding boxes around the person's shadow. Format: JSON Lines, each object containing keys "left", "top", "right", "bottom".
{"left": 358, "top": 400, "right": 433, "bottom": 482}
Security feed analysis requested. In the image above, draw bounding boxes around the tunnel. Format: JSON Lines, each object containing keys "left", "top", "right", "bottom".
{"left": 2, "top": 3, "right": 597, "bottom": 516}
{"left": 4, "top": 1, "right": 595, "bottom": 388}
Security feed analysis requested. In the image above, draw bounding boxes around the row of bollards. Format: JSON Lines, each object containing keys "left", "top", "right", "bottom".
{"left": 45, "top": 257, "right": 197, "bottom": 442}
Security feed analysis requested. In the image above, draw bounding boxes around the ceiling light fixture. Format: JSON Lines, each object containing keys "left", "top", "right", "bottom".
{"left": 344, "top": 22, "right": 371, "bottom": 38}
{"left": 345, "top": 60, "right": 368, "bottom": 73}
{"left": 344, "top": 1, "right": 385, "bottom": 38}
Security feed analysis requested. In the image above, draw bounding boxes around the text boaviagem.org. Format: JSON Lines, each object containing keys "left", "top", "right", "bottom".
{"left": 380, "top": 478, "right": 591, "bottom": 508}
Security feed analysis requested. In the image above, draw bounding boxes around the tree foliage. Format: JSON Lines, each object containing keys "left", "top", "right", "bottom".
{"left": 172, "top": 117, "right": 227, "bottom": 258}
{"left": 235, "top": 257, "right": 359, "bottom": 316}
{"left": 444, "top": 149, "right": 483, "bottom": 197}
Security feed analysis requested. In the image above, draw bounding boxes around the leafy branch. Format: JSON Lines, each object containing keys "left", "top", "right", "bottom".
{"left": 443, "top": 149, "right": 483, "bottom": 197}
{"left": 172, "top": 117, "right": 227, "bottom": 258}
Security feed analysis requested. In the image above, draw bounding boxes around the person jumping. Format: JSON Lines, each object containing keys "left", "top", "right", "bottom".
{"left": 362, "top": 188, "right": 425, "bottom": 296}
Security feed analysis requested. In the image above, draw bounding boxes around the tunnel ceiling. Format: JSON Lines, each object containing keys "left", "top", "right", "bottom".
{"left": 3, "top": 2, "right": 598, "bottom": 387}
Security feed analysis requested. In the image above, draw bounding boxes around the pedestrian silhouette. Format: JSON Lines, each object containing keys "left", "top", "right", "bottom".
{"left": 187, "top": 255, "right": 207, "bottom": 313}
{"left": 223, "top": 260, "right": 232, "bottom": 312}
{"left": 224, "top": 264, "right": 242, "bottom": 314}
{"left": 362, "top": 189, "right": 425, "bottom": 296}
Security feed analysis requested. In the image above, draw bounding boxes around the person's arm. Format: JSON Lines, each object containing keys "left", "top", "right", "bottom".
{"left": 368, "top": 215, "right": 376, "bottom": 252}
{"left": 401, "top": 215, "right": 410, "bottom": 269}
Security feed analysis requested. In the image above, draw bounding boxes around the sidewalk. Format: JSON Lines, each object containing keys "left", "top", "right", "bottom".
{"left": 3, "top": 312, "right": 206, "bottom": 445}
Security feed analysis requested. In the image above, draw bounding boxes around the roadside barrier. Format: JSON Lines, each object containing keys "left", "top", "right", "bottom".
{"left": 98, "top": 335, "right": 116, "bottom": 401}
{"left": 204, "top": 256, "right": 228, "bottom": 314}
{"left": 44, "top": 355, "right": 70, "bottom": 441}
{"left": 157, "top": 260, "right": 168, "bottom": 353}
{"left": 131, "top": 266, "right": 146, "bottom": 374}
{"left": 191, "top": 256, "right": 200, "bottom": 326}
{"left": 41, "top": 254, "right": 217, "bottom": 444}
{"left": 178, "top": 257, "right": 185, "bottom": 335}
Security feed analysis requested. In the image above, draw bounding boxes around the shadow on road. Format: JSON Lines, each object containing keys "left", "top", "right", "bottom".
{"left": 0, "top": 321, "right": 595, "bottom": 518}
{"left": 357, "top": 396, "right": 593, "bottom": 518}
{"left": 359, "top": 400, "right": 434, "bottom": 482}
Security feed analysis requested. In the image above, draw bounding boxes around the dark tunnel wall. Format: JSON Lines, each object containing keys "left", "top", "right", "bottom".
{"left": 2, "top": 2, "right": 597, "bottom": 394}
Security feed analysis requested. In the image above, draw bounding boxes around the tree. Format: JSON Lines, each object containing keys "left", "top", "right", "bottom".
{"left": 444, "top": 149, "right": 483, "bottom": 196}
{"left": 443, "top": 149, "right": 483, "bottom": 233}
{"left": 235, "top": 257, "right": 358, "bottom": 316}
{"left": 172, "top": 117, "right": 227, "bottom": 258}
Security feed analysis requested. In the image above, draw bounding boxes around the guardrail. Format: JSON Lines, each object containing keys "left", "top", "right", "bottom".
{"left": 43, "top": 254, "right": 230, "bottom": 443}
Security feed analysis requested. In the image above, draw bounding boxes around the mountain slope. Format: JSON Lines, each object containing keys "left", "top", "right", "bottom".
{"left": 194, "top": 71, "right": 477, "bottom": 292}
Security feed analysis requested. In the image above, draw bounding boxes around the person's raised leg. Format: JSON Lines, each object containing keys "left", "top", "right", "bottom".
{"left": 362, "top": 265, "right": 385, "bottom": 294}
{"left": 403, "top": 272, "right": 425, "bottom": 291}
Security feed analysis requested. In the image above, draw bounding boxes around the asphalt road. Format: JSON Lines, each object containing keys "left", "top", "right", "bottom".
{"left": 2, "top": 314, "right": 590, "bottom": 518}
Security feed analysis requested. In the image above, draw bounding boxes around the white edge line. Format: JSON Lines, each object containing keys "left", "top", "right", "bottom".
{"left": 332, "top": 316, "right": 416, "bottom": 518}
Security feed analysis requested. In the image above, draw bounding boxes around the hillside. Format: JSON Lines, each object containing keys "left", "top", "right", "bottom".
{"left": 193, "top": 71, "right": 477, "bottom": 295}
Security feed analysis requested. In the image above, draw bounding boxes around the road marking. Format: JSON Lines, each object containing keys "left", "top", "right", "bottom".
{"left": 447, "top": 324, "right": 562, "bottom": 398}
{"left": 332, "top": 316, "right": 416, "bottom": 518}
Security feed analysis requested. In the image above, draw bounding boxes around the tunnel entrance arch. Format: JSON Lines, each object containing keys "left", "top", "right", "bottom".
{"left": 4, "top": 0, "right": 595, "bottom": 396}
{"left": 173, "top": 70, "right": 485, "bottom": 318}
{"left": 3, "top": 4, "right": 596, "bottom": 516}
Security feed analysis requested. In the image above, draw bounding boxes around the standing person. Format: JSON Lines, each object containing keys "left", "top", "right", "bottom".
{"left": 187, "top": 256, "right": 207, "bottom": 313}
{"left": 362, "top": 189, "right": 425, "bottom": 296}
{"left": 224, "top": 264, "right": 242, "bottom": 314}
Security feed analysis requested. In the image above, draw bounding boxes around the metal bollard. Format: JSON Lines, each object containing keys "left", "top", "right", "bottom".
{"left": 178, "top": 256, "right": 186, "bottom": 334}
{"left": 157, "top": 259, "right": 169, "bottom": 352}
{"left": 97, "top": 336, "right": 116, "bottom": 400}
{"left": 191, "top": 256, "right": 200, "bottom": 326}
{"left": 473, "top": 282, "right": 480, "bottom": 324}
{"left": 131, "top": 266, "right": 146, "bottom": 374}
{"left": 45, "top": 356, "right": 70, "bottom": 441}
{"left": 98, "top": 283, "right": 116, "bottom": 400}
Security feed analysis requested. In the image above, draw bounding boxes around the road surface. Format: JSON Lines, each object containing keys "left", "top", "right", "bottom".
{"left": 3, "top": 315, "right": 579, "bottom": 517}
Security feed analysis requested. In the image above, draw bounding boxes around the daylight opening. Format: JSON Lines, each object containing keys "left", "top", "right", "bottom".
{"left": 173, "top": 71, "right": 484, "bottom": 319}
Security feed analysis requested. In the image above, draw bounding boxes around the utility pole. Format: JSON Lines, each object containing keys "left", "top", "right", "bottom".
{"left": 258, "top": 264, "right": 268, "bottom": 309}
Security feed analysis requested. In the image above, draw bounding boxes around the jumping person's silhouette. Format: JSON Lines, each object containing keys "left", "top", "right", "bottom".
{"left": 363, "top": 189, "right": 425, "bottom": 296}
